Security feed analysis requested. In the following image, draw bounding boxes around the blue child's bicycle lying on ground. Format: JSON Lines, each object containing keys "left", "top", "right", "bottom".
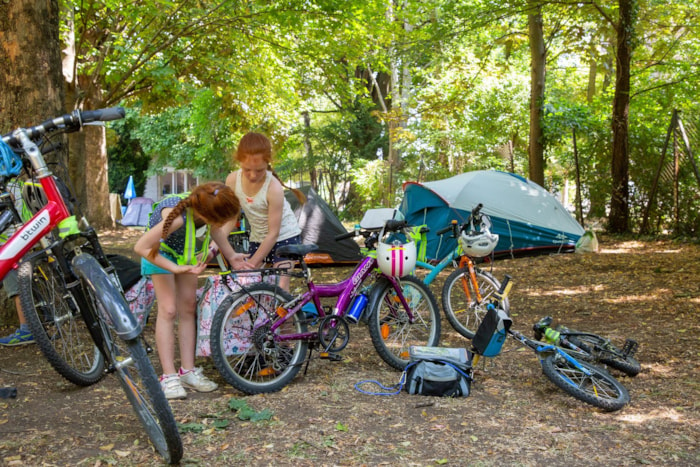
{"left": 471, "top": 276, "right": 632, "bottom": 411}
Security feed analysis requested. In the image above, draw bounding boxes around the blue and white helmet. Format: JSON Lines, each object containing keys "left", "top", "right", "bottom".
{"left": 460, "top": 213, "right": 498, "bottom": 258}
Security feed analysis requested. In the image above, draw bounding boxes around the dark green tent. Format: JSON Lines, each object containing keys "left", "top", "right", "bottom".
{"left": 285, "top": 186, "right": 361, "bottom": 264}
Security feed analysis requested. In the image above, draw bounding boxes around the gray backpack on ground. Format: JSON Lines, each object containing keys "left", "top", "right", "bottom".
{"left": 404, "top": 346, "right": 472, "bottom": 397}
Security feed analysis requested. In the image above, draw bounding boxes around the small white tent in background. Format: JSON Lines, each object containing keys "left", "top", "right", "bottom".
{"left": 120, "top": 197, "right": 154, "bottom": 227}
{"left": 400, "top": 170, "right": 586, "bottom": 259}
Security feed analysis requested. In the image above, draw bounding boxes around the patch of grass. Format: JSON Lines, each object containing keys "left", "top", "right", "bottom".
{"left": 287, "top": 440, "right": 316, "bottom": 460}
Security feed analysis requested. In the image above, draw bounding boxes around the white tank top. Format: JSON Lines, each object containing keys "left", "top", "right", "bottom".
{"left": 234, "top": 170, "right": 301, "bottom": 243}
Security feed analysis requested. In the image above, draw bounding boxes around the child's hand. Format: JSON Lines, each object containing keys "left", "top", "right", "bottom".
{"left": 230, "top": 253, "right": 254, "bottom": 270}
{"left": 176, "top": 262, "right": 208, "bottom": 275}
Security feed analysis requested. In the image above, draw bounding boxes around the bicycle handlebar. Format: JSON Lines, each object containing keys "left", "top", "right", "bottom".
{"left": 436, "top": 203, "right": 486, "bottom": 238}
{"left": 2, "top": 107, "right": 126, "bottom": 145}
{"left": 384, "top": 219, "right": 407, "bottom": 231}
{"left": 436, "top": 220, "right": 457, "bottom": 236}
{"left": 334, "top": 218, "right": 409, "bottom": 242}
{"left": 335, "top": 231, "right": 355, "bottom": 241}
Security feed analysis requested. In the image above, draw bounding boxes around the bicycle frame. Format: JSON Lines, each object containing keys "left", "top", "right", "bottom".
{"left": 1, "top": 122, "right": 140, "bottom": 341}
{"left": 0, "top": 172, "right": 70, "bottom": 279}
{"left": 418, "top": 242, "right": 487, "bottom": 307}
{"left": 247, "top": 254, "right": 417, "bottom": 342}
{"left": 509, "top": 330, "right": 596, "bottom": 377}
{"left": 416, "top": 248, "right": 461, "bottom": 286}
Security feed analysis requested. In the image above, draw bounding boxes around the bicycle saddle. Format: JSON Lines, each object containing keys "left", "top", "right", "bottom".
{"left": 276, "top": 243, "right": 319, "bottom": 260}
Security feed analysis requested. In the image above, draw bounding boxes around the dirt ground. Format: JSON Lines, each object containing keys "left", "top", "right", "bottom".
{"left": 1, "top": 228, "right": 699, "bottom": 466}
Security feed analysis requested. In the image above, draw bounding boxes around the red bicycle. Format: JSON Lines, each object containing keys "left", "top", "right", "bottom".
{"left": 1, "top": 108, "right": 182, "bottom": 464}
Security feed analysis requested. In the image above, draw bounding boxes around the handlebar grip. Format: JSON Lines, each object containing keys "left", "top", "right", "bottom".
{"left": 80, "top": 107, "right": 126, "bottom": 123}
{"left": 497, "top": 274, "right": 511, "bottom": 295}
{"left": 471, "top": 203, "right": 484, "bottom": 217}
{"left": 384, "top": 219, "right": 407, "bottom": 231}
{"left": 335, "top": 231, "right": 355, "bottom": 241}
{"left": 436, "top": 219, "right": 458, "bottom": 236}
{"left": 436, "top": 225, "right": 452, "bottom": 236}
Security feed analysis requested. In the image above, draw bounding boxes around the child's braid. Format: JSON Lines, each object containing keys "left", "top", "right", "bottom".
{"left": 146, "top": 197, "right": 191, "bottom": 260}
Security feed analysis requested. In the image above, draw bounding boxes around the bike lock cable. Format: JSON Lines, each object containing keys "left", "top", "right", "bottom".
{"left": 354, "top": 371, "right": 407, "bottom": 396}
{"left": 0, "top": 141, "right": 22, "bottom": 177}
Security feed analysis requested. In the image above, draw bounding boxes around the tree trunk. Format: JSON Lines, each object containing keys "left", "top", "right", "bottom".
{"left": 0, "top": 0, "right": 63, "bottom": 325}
{"left": 608, "top": 0, "right": 635, "bottom": 233}
{"left": 587, "top": 59, "right": 597, "bottom": 103}
{"left": 0, "top": 1, "right": 63, "bottom": 130}
{"left": 528, "top": 8, "right": 546, "bottom": 187}
{"left": 61, "top": 23, "right": 112, "bottom": 227}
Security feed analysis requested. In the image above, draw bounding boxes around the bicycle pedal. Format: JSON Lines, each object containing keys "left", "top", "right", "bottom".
{"left": 622, "top": 339, "right": 638, "bottom": 358}
{"left": 319, "top": 352, "right": 343, "bottom": 361}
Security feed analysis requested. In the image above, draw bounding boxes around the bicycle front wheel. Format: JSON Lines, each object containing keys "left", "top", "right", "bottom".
{"left": 18, "top": 256, "right": 105, "bottom": 386}
{"left": 75, "top": 255, "right": 182, "bottom": 464}
{"left": 368, "top": 275, "right": 441, "bottom": 370}
{"left": 441, "top": 267, "right": 508, "bottom": 339}
{"left": 567, "top": 334, "right": 641, "bottom": 377}
{"left": 210, "top": 283, "right": 308, "bottom": 395}
{"left": 540, "top": 353, "right": 630, "bottom": 411}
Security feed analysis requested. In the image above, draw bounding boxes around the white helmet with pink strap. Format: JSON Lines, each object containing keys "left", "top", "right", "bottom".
{"left": 376, "top": 225, "right": 417, "bottom": 277}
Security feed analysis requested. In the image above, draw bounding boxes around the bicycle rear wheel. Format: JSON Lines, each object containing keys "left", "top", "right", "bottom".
{"left": 210, "top": 283, "right": 308, "bottom": 395}
{"left": 75, "top": 254, "right": 182, "bottom": 464}
{"left": 441, "top": 267, "right": 508, "bottom": 339}
{"left": 19, "top": 255, "right": 105, "bottom": 386}
{"left": 368, "top": 275, "right": 441, "bottom": 370}
{"left": 540, "top": 353, "right": 630, "bottom": 411}
{"left": 567, "top": 334, "right": 641, "bottom": 377}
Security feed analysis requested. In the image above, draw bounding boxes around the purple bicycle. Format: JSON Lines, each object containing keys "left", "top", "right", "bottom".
{"left": 210, "top": 219, "right": 441, "bottom": 394}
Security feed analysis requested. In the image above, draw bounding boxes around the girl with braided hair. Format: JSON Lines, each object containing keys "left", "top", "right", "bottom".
{"left": 134, "top": 182, "right": 253, "bottom": 399}
{"left": 225, "top": 132, "right": 305, "bottom": 290}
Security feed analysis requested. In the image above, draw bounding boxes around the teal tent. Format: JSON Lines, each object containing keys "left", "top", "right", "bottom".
{"left": 400, "top": 171, "right": 585, "bottom": 260}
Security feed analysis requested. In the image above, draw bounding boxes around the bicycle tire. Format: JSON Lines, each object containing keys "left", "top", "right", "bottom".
{"left": 540, "top": 353, "right": 630, "bottom": 411}
{"left": 18, "top": 256, "right": 105, "bottom": 386}
{"left": 441, "top": 267, "right": 508, "bottom": 339}
{"left": 210, "top": 283, "right": 308, "bottom": 395}
{"left": 567, "top": 334, "right": 641, "bottom": 377}
{"left": 368, "top": 275, "right": 441, "bottom": 370}
{"left": 76, "top": 255, "right": 182, "bottom": 464}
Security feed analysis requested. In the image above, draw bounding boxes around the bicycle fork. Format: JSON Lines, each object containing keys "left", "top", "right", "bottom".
{"left": 458, "top": 258, "right": 482, "bottom": 304}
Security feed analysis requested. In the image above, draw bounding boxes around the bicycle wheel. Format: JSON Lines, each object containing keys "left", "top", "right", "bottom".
{"left": 540, "top": 353, "right": 630, "bottom": 411}
{"left": 441, "top": 267, "right": 508, "bottom": 339}
{"left": 567, "top": 334, "right": 641, "bottom": 377}
{"left": 368, "top": 275, "right": 441, "bottom": 370}
{"left": 18, "top": 256, "right": 105, "bottom": 386}
{"left": 75, "top": 255, "right": 182, "bottom": 464}
{"left": 210, "top": 283, "right": 308, "bottom": 395}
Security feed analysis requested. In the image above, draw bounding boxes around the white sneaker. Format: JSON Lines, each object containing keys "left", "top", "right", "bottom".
{"left": 179, "top": 367, "right": 218, "bottom": 392}
{"left": 160, "top": 374, "right": 186, "bottom": 400}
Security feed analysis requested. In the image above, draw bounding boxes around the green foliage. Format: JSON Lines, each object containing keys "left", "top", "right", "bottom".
{"left": 228, "top": 397, "right": 274, "bottom": 421}
{"left": 73, "top": 0, "right": 700, "bottom": 232}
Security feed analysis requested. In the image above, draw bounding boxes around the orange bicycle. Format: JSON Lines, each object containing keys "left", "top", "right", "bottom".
{"left": 436, "top": 203, "right": 509, "bottom": 338}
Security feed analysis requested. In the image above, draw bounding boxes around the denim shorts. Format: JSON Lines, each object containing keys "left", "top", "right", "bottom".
{"left": 2, "top": 268, "right": 19, "bottom": 298}
{"left": 248, "top": 235, "right": 301, "bottom": 265}
{"left": 141, "top": 251, "right": 178, "bottom": 276}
